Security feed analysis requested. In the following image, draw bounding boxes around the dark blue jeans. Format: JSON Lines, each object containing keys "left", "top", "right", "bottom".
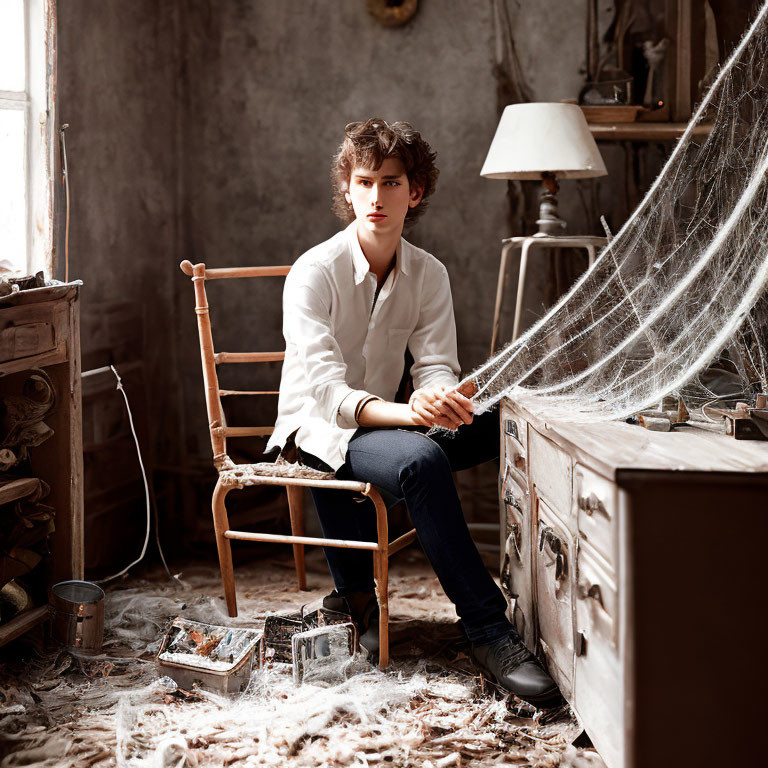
{"left": 309, "top": 408, "right": 513, "bottom": 646}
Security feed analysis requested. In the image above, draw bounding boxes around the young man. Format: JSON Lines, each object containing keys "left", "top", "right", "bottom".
{"left": 266, "top": 118, "right": 560, "bottom": 707}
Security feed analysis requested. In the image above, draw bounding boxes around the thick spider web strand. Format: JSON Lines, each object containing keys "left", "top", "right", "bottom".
{"left": 465, "top": 0, "right": 768, "bottom": 421}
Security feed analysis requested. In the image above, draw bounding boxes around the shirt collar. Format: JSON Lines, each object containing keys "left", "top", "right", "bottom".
{"left": 346, "top": 221, "right": 409, "bottom": 285}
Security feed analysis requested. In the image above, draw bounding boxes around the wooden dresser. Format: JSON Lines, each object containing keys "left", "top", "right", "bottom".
{"left": 498, "top": 397, "right": 768, "bottom": 768}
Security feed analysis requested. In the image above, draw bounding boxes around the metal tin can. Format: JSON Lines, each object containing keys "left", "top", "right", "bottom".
{"left": 49, "top": 580, "right": 105, "bottom": 654}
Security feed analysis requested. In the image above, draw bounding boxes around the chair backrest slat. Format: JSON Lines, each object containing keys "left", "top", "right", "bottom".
{"left": 205, "top": 265, "right": 291, "bottom": 279}
{"left": 219, "top": 390, "right": 280, "bottom": 397}
{"left": 214, "top": 352, "right": 285, "bottom": 364}
{"left": 223, "top": 426, "right": 275, "bottom": 437}
{"left": 180, "top": 259, "right": 291, "bottom": 468}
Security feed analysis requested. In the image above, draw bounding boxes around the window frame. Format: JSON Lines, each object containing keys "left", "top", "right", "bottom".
{"left": 0, "top": 0, "right": 56, "bottom": 278}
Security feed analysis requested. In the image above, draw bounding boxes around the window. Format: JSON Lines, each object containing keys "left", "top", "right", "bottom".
{"left": 0, "top": 0, "right": 55, "bottom": 278}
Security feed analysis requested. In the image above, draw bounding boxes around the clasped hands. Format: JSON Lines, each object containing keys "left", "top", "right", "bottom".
{"left": 409, "top": 379, "right": 478, "bottom": 430}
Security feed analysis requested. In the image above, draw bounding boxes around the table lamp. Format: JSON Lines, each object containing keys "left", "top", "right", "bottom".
{"left": 481, "top": 103, "right": 607, "bottom": 235}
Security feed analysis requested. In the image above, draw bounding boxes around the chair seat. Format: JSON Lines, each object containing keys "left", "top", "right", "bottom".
{"left": 218, "top": 455, "right": 369, "bottom": 493}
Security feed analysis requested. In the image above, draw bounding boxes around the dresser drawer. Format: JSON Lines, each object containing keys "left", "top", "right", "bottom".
{"left": 500, "top": 462, "right": 534, "bottom": 647}
{"left": 529, "top": 428, "right": 572, "bottom": 521}
{"left": 575, "top": 463, "right": 616, "bottom": 567}
{"left": 574, "top": 545, "right": 622, "bottom": 768}
{"left": 535, "top": 499, "right": 575, "bottom": 694}
{"left": 575, "top": 540, "right": 617, "bottom": 647}
{"left": 0, "top": 301, "right": 63, "bottom": 363}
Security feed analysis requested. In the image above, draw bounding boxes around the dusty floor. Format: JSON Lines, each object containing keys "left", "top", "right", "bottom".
{"left": 0, "top": 548, "right": 605, "bottom": 767}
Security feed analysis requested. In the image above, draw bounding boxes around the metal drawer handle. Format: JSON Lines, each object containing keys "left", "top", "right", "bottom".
{"left": 539, "top": 524, "right": 562, "bottom": 553}
{"left": 579, "top": 582, "right": 604, "bottom": 606}
{"left": 504, "top": 490, "right": 522, "bottom": 513}
{"left": 506, "top": 524, "right": 522, "bottom": 564}
{"left": 500, "top": 550, "right": 519, "bottom": 598}
{"left": 539, "top": 525, "right": 567, "bottom": 582}
{"left": 504, "top": 419, "right": 519, "bottom": 440}
{"left": 503, "top": 463, "right": 528, "bottom": 492}
{"left": 577, "top": 579, "right": 612, "bottom": 621}
{"left": 500, "top": 552, "right": 511, "bottom": 596}
{"left": 578, "top": 492, "right": 609, "bottom": 518}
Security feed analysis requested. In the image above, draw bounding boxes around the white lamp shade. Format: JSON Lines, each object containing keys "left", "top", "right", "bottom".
{"left": 480, "top": 103, "right": 607, "bottom": 180}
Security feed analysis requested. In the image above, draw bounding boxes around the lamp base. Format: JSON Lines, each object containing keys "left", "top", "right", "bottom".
{"left": 535, "top": 174, "right": 567, "bottom": 236}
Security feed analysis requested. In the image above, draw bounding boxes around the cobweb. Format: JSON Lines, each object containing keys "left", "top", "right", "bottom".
{"left": 468, "top": 0, "right": 768, "bottom": 421}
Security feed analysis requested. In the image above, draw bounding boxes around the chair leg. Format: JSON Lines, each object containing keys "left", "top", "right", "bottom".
{"left": 374, "top": 550, "right": 390, "bottom": 669}
{"left": 212, "top": 477, "right": 238, "bottom": 617}
{"left": 369, "top": 488, "right": 390, "bottom": 669}
{"left": 286, "top": 485, "right": 308, "bottom": 591}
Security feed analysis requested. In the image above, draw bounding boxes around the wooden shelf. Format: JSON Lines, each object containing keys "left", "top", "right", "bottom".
{"left": 589, "top": 122, "right": 713, "bottom": 141}
{"left": 0, "top": 284, "right": 82, "bottom": 650}
{"left": 0, "top": 605, "right": 48, "bottom": 647}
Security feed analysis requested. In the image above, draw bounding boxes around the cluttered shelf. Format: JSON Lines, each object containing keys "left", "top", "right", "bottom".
{"left": 0, "top": 279, "right": 83, "bottom": 648}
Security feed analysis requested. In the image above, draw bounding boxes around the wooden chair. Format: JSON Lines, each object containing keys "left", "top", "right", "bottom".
{"left": 180, "top": 259, "right": 417, "bottom": 668}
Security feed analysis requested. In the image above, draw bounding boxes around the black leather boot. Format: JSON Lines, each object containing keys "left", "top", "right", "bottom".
{"left": 471, "top": 633, "right": 563, "bottom": 708}
{"left": 322, "top": 590, "right": 379, "bottom": 657}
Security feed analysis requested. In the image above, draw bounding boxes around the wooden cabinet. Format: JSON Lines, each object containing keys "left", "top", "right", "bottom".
{"left": 0, "top": 284, "right": 83, "bottom": 647}
{"left": 499, "top": 397, "right": 768, "bottom": 768}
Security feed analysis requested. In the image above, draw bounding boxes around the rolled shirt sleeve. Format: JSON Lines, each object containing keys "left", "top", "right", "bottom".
{"left": 408, "top": 262, "right": 461, "bottom": 390}
{"left": 337, "top": 390, "right": 381, "bottom": 428}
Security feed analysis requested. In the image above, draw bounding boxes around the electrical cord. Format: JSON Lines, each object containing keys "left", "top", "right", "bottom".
{"left": 92, "top": 365, "right": 179, "bottom": 585}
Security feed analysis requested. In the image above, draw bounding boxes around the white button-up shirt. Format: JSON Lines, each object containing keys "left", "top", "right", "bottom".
{"left": 266, "top": 222, "right": 460, "bottom": 470}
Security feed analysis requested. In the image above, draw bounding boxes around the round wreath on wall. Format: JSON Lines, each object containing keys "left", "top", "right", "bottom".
{"left": 367, "top": 0, "right": 419, "bottom": 28}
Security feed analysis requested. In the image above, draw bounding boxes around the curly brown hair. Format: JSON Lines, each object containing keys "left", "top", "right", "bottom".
{"left": 331, "top": 118, "right": 439, "bottom": 226}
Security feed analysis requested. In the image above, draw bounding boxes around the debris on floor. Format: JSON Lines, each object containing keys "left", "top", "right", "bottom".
{"left": 156, "top": 618, "right": 264, "bottom": 694}
{"left": 262, "top": 611, "right": 303, "bottom": 664}
{"left": 0, "top": 552, "right": 603, "bottom": 767}
{"left": 291, "top": 622, "right": 359, "bottom": 685}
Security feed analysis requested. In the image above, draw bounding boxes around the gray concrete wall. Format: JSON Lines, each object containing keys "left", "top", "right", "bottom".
{"left": 57, "top": 0, "right": 610, "bottom": 464}
{"left": 56, "top": 1, "right": 670, "bottom": 554}
{"left": 175, "top": 0, "right": 595, "bottom": 456}
{"left": 56, "top": 1, "right": 185, "bottom": 566}
{"left": 56, "top": 0, "right": 182, "bottom": 463}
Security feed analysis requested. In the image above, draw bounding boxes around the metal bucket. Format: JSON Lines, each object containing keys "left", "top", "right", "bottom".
{"left": 49, "top": 580, "right": 105, "bottom": 654}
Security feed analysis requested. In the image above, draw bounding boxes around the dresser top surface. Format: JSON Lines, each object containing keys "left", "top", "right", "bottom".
{"left": 504, "top": 398, "right": 768, "bottom": 477}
